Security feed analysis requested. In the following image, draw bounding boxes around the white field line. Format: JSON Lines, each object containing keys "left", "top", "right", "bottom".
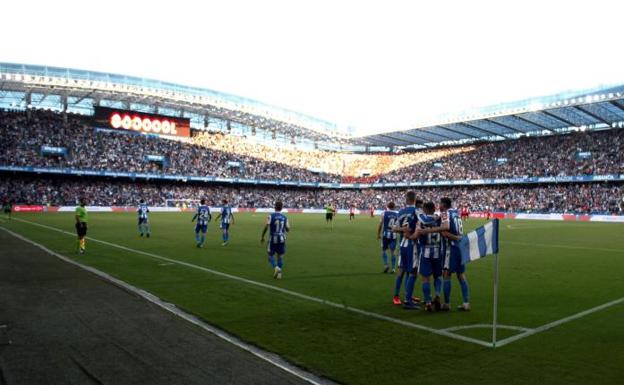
{"left": 7, "top": 218, "right": 492, "bottom": 348}
{"left": 443, "top": 324, "right": 532, "bottom": 332}
{"left": 504, "top": 241, "right": 623, "bottom": 254}
{"left": 0, "top": 226, "right": 332, "bottom": 385}
{"left": 494, "top": 296, "right": 624, "bottom": 348}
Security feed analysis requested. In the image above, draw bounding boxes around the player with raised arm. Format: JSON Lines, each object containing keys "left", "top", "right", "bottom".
{"left": 137, "top": 199, "right": 151, "bottom": 238}
{"left": 75, "top": 198, "right": 88, "bottom": 254}
{"left": 377, "top": 202, "right": 399, "bottom": 273}
{"left": 191, "top": 199, "right": 211, "bottom": 248}
{"left": 261, "top": 201, "right": 290, "bottom": 279}
{"left": 215, "top": 199, "right": 234, "bottom": 246}
{"left": 418, "top": 197, "right": 469, "bottom": 311}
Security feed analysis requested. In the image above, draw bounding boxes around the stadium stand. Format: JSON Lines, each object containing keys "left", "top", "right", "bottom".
{"left": 2, "top": 176, "right": 621, "bottom": 214}
{"left": 1, "top": 110, "right": 623, "bottom": 183}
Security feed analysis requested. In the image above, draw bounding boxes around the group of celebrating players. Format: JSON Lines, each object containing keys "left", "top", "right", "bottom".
{"left": 72, "top": 191, "right": 468, "bottom": 311}
{"left": 377, "top": 191, "right": 470, "bottom": 312}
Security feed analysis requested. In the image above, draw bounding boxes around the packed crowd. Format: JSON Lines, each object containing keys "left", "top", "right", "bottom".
{"left": 0, "top": 110, "right": 339, "bottom": 182}
{"left": 192, "top": 131, "right": 472, "bottom": 176}
{"left": 3, "top": 110, "right": 623, "bottom": 184}
{"left": 2, "top": 176, "right": 622, "bottom": 214}
{"left": 376, "top": 129, "right": 624, "bottom": 182}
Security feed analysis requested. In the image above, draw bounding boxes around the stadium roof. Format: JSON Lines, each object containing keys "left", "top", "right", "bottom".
{"left": 0, "top": 62, "right": 346, "bottom": 143}
{"left": 354, "top": 85, "right": 624, "bottom": 148}
{"left": 2, "top": 62, "right": 624, "bottom": 150}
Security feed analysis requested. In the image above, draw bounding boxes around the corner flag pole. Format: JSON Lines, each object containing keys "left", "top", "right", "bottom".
{"left": 492, "top": 251, "right": 500, "bottom": 348}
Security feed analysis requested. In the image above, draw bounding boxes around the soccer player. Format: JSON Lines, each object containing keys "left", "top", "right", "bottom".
{"left": 391, "top": 191, "right": 419, "bottom": 308}
{"left": 2, "top": 199, "right": 12, "bottom": 220}
{"left": 261, "top": 201, "right": 290, "bottom": 279}
{"left": 75, "top": 198, "right": 88, "bottom": 254}
{"left": 215, "top": 199, "right": 235, "bottom": 245}
{"left": 410, "top": 201, "right": 444, "bottom": 312}
{"left": 377, "top": 202, "right": 399, "bottom": 273}
{"left": 369, "top": 205, "right": 375, "bottom": 218}
{"left": 418, "top": 197, "right": 469, "bottom": 311}
{"left": 461, "top": 206, "right": 470, "bottom": 221}
{"left": 349, "top": 205, "right": 356, "bottom": 221}
{"left": 191, "top": 199, "right": 211, "bottom": 248}
{"left": 137, "top": 199, "right": 151, "bottom": 238}
{"left": 324, "top": 203, "right": 335, "bottom": 227}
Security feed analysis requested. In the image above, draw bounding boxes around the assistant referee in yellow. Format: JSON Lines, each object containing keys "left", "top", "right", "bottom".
{"left": 75, "top": 198, "right": 88, "bottom": 254}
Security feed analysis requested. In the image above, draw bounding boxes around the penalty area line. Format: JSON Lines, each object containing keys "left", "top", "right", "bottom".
{"left": 9, "top": 217, "right": 492, "bottom": 348}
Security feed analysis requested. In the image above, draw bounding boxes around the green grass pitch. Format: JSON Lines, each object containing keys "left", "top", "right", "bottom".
{"left": 1, "top": 212, "right": 623, "bottom": 385}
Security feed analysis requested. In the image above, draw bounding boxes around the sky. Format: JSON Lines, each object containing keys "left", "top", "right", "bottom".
{"left": 3, "top": 0, "right": 624, "bottom": 135}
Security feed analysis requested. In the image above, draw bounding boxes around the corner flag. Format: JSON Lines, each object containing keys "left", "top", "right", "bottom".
{"left": 457, "top": 219, "right": 499, "bottom": 264}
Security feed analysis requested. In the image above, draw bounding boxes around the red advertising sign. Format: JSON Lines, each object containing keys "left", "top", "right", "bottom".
{"left": 13, "top": 205, "right": 44, "bottom": 212}
{"left": 94, "top": 106, "right": 191, "bottom": 137}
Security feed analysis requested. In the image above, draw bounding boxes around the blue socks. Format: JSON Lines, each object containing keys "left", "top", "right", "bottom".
{"left": 393, "top": 274, "right": 403, "bottom": 296}
{"left": 459, "top": 278, "right": 470, "bottom": 303}
{"left": 268, "top": 255, "right": 276, "bottom": 268}
{"left": 223, "top": 230, "right": 229, "bottom": 242}
{"left": 405, "top": 275, "right": 416, "bottom": 302}
{"left": 434, "top": 276, "right": 442, "bottom": 297}
{"left": 382, "top": 251, "right": 388, "bottom": 266}
{"left": 195, "top": 233, "right": 200, "bottom": 243}
{"left": 391, "top": 255, "right": 396, "bottom": 269}
{"left": 422, "top": 281, "right": 432, "bottom": 303}
{"left": 277, "top": 257, "right": 283, "bottom": 269}
{"left": 443, "top": 279, "right": 451, "bottom": 304}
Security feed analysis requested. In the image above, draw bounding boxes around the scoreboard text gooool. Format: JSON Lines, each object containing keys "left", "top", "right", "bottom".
{"left": 93, "top": 106, "right": 191, "bottom": 137}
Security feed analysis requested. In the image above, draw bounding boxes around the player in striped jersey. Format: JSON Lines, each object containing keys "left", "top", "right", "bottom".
{"left": 391, "top": 191, "right": 422, "bottom": 309}
{"left": 137, "top": 199, "right": 151, "bottom": 238}
{"left": 261, "top": 201, "right": 290, "bottom": 279}
{"left": 191, "top": 199, "right": 211, "bottom": 248}
{"left": 215, "top": 199, "right": 235, "bottom": 246}
{"left": 417, "top": 197, "right": 469, "bottom": 311}
{"left": 377, "top": 202, "right": 399, "bottom": 273}
{"left": 413, "top": 201, "right": 443, "bottom": 312}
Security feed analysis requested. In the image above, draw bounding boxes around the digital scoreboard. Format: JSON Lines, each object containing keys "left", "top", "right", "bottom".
{"left": 93, "top": 106, "right": 191, "bottom": 137}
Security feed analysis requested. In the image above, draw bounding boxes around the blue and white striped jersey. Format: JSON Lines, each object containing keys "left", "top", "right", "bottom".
{"left": 418, "top": 213, "right": 442, "bottom": 258}
{"left": 137, "top": 203, "right": 149, "bottom": 219}
{"left": 267, "top": 212, "right": 289, "bottom": 244}
{"left": 221, "top": 206, "right": 233, "bottom": 225}
{"left": 196, "top": 205, "right": 211, "bottom": 226}
{"left": 381, "top": 210, "right": 399, "bottom": 239}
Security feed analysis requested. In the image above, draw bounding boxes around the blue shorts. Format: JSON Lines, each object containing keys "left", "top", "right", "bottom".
{"left": 220, "top": 223, "right": 230, "bottom": 230}
{"left": 138, "top": 218, "right": 148, "bottom": 225}
{"left": 399, "top": 244, "right": 415, "bottom": 272}
{"left": 418, "top": 254, "right": 443, "bottom": 278}
{"left": 444, "top": 247, "right": 465, "bottom": 274}
{"left": 381, "top": 237, "right": 397, "bottom": 250}
{"left": 195, "top": 224, "right": 208, "bottom": 233}
{"left": 268, "top": 241, "right": 286, "bottom": 256}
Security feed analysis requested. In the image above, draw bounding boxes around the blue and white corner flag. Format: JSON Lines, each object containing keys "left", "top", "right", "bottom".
{"left": 458, "top": 219, "right": 500, "bottom": 264}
